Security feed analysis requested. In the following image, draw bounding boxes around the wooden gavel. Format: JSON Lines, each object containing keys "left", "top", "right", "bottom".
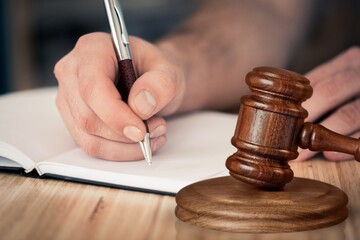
{"left": 226, "top": 67, "right": 360, "bottom": 189}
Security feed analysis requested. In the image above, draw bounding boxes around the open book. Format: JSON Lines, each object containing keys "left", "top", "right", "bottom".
{"left": 0, "top": 88, "right": 237, "bottom": 194}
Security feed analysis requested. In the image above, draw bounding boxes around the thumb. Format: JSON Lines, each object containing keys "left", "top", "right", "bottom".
{"left": 128, "top": 69, "right": 185, "bottom": 119}
{"left": 126, "top": 36, "right": 185, "bottom": 119}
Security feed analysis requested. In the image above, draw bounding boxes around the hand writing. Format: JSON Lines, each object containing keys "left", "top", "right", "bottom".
{"left": 54, "top": 32, "right": 186, "bottom": 160}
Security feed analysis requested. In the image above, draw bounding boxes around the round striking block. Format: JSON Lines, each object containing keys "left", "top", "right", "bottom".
{"left": 175, "top": 176, "right": 348, "bottom": 233}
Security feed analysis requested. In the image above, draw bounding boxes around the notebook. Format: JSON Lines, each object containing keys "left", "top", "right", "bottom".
{"left": 0, "top": 88, "right": 237, "bottom": 195}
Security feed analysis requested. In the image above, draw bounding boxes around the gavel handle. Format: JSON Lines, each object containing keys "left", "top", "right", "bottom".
{"left": 299, "top": 122, "right": 360, "bottom": 162}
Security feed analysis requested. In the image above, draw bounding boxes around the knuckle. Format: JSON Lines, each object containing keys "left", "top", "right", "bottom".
{"left": 76, "top": 112, "right": 98, "bottom": 134}
{"left": 53, "top": 59, "right": 66, "bottom": 82}
{"left": 81, "top": 139, "right": 101, "bottom": 157}
{"left": 75, "top": 32, "right": 110, "bottom": 51}
{"left": 76, "top": 34, "right": 95, "bottom": 49}
{"left": 319, "top": 69, "right": 357, "bottom": 102}
{"left": 337, "top": 99, "right": 360, "bottom": 127}
{"left": 320, "top": 76, "right": 341, "bottom": 99}
{"left": 78, "top": 74, "right": 96, "bottom": 102}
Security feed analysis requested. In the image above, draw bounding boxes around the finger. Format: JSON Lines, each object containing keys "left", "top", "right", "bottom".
{"left": 128, "top": 36, "right": 185, "bottom": 118}
{"left": 303, "top": 67, "right": 360, "bottom": 122}
{"left": 58, "top": 33, "right": 168, "bottom": 143}
{"left": 323, "top": 131, "right": 360, "bottom": 161}
{"left": 146, "top": 116, "right": 168, "bottom": 139}
{"left": 294, "top": 148, "right": 317, "bottom": 162}
{"left": 129, "top": 70, "right": 182, "bottom": 119}
{"left": 319, "top": 98, "right": 360, "bottom": 135}
{"left": 79, "top": 129, "right": 166, "bottom": 161}
{"left": 73, "top": 32, "right": 119, "bottom": 79}
{"left": 305, "top": 47, "right": 360, "bottom": 87}
{"left": 75, "top": 51, "right": 148, "bottom": 143}
{"left": 57, "top": 90, "right": 166, "bottom": 160}
{"left": 57, "top": 84, "right": 133, "bottom": 143}
{"left": 74, "top": 33, "right": 145, "bottom": 139}
{"left": 55, "top": 33, "right": 137, "bottom": 142}
{"left": 59, "top": 83, "right": 168, "bottom": 142}
{"left": 312, "top": 98, "right": 360, "bottom": 161}
{"left": 56, "top": 53, "right": 136, "bottom": 144}
{"left": 296, "top": 98, "right": 360, "bottom": 162}
{"left": 303, "top": 48, "right": 360, "bottom": 122}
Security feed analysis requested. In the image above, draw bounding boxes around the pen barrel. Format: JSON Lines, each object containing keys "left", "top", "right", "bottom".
{"left": 117, "top": 59, "right": 137, "bottom": 103}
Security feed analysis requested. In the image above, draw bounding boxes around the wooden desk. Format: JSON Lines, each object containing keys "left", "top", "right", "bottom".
{"left": 0, "top": 159, "right": 359, "bottom": 240}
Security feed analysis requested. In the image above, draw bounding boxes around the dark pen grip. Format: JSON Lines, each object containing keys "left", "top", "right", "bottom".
{"left": 116, "top": 59, "right": 137, "bottom": 103}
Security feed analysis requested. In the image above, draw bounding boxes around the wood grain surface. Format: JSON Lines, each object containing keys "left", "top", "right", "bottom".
{"left": 175, "top": 177, "right": 348, "bottom": 233}
{"left": 0, "top": 158, "right": 359, "bottom": 240}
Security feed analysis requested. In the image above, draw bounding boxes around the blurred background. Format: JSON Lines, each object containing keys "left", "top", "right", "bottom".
{"left": 0, "top": 0, "right": 201, "bottom": 94}
{"left": 0, "top": 0, "right": 359, "bottom": 95}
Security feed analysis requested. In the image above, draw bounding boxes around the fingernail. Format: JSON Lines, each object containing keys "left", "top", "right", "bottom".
{"left": 123, "top": 126, "right": 143, "bottom": 142}
{"left": 134, "top": 90, "right": 156, "bottom": 117}
{"left": 150, "top": 125, "right": 167, "bottom": 138}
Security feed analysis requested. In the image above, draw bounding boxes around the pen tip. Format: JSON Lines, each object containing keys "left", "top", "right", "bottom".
{"left": 139, "top": 133, "right": 152, "bottom": 167}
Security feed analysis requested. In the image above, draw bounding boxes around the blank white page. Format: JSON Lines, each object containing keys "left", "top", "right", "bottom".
{"left": 0, "top": 88, "right": 77, "bottom": 170}
{"left": 38, "top": 112, "right": 237, "bottom": 193}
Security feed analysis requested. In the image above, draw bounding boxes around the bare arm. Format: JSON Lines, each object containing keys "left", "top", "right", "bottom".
{"left": 156, "top": 0, "right": 315, "bottom": 112}
{"left": 54, "top": 0, "right": 318, "bottom": 161}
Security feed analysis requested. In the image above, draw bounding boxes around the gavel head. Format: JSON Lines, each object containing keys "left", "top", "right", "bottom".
{"left": 226, "top": 67, "right": 313, "bottom": 189}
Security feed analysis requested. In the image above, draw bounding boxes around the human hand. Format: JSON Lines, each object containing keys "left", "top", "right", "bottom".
{"left": 54, "top": 32, "right": 186, "bottom": 161}
{"left": 297, "top": 47, "right": 360, "bottom": 161}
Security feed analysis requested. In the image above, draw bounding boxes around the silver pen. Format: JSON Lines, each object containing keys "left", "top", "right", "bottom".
{"left": 104, "top": 0, "right": 152, "bottom": 165}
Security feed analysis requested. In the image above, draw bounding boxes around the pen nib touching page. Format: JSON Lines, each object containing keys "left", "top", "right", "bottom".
{"left": 140, "top": 133, "right": 152, "bottom": 166}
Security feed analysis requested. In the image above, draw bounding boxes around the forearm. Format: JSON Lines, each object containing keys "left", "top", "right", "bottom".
{"left": 157, "top": 0, "right": 315, "bottom": 112}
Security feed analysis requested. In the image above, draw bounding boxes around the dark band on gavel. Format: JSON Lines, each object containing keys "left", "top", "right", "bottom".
{"left": 226, "top": 67, "right": 360, "bottom": 189}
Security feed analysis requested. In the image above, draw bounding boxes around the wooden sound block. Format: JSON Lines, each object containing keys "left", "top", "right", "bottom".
{"left": 175, "top": 176, "right": 348, "bottom": 233}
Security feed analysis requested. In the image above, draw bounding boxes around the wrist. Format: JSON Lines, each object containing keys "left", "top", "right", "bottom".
{"left": 156, "top": 36, "right": 209, "bottom": 113}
